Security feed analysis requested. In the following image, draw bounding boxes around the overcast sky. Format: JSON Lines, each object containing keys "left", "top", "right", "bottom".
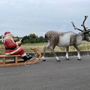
{"left": 0, "top": 0, "right": 90, "bottom": 37}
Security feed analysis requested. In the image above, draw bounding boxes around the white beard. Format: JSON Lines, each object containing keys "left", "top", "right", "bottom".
{"left": 2, "top": 34, "right": 14, "bottom": 42}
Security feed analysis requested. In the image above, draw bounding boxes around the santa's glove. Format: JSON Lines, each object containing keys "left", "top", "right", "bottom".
{"left": 19, "top": 37, "right": 24, "bottom": 46}
{"left": 21, "top": 37, "right": 24, "bottom": 43}
{"left": 17, "top": 41, "right": 22, "bottom": 46}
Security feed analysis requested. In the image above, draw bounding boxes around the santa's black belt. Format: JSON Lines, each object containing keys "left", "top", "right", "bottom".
{"left": 5, "top": 47, "right": 16, "bottom": 50}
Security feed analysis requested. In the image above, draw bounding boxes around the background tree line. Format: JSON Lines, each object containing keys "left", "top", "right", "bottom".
{"left": 0, "top": 33, "right": 47, "bottom": 43}
{"left": 22, "top": 34, "right": 47, "bottom": 43}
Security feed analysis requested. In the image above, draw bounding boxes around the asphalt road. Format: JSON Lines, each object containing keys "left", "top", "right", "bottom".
{"left": 0, "top": 55, "right": 90, "bottom": 90}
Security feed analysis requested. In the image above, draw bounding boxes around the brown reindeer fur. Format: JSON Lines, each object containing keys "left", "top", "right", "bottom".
{"left": 45, "top": 30, "right": 60, "bottom": 49}
{"left": 42, "top": 16, "right": 90, "bottom": 61}
{"left": 70, "top": 35, "right": 76, "bottom": 45}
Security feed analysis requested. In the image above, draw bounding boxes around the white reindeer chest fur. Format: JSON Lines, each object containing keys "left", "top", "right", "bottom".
{"left": 57, "top": 32, "right": 83, "bottom": 47}
{"left": 57, "top": 32, "right": 75, "bottom": 46}
{"left": 76, "top": 35, "right": 83, "bottom": 46}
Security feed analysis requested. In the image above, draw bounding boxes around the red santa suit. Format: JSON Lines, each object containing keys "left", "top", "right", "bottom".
{"left": 3, "top": 32, "right": 26, "bottom": 56}
{"left": 3, "top": 31, "right": 32, "bottom": 61}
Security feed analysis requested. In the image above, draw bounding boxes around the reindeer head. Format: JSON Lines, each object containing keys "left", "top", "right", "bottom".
{"left": 71, "top": 16, "right": 90, "bottom": 41}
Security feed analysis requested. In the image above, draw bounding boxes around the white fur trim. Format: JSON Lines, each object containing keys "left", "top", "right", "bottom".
{"left": 22, "top": 53, "right": 26, "bottom": 57}
{"left": 5, "top": 48, "right": 26, "bottom": 57}
{"left": 5, "top": 47, "right": 21, "bottom": 55}
{"left": 5, "top": 53, "right": 10, "bottom": 55}
{"left": 16, "top": 42, "right": 18, "bottom": 46}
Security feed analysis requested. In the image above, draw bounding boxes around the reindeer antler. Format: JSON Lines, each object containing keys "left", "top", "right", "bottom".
{"left": 81, "top": 16, "right": 88, "bottom": 31}
{"left": 71, "top": 22, "right": 83, "bottom": 32}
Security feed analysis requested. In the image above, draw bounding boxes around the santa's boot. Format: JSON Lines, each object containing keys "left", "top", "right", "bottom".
{"left": 22, "top": 54, "right": 32, "bottom": 61}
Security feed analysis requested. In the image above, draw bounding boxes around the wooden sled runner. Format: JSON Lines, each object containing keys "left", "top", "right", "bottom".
{"left": 0, "top": 48, "right": 41, "bottom": 67}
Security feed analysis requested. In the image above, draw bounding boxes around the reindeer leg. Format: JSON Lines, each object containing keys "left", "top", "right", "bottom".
{"left": 66, "top": 46, "right": 69, "bottom": 60}
{"left": 50, "top": 46, "right": 61, "bottom": 62}
{"left": 42, "top": 40, "right": 51, "bottom": 61}
{"left": 73, "top": 45, "right": 81, "bottom": 60}
{"left": 42, "top": 46, "right": 47, "bottom": 61}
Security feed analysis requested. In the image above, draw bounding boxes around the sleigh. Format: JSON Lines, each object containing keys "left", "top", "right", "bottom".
{"left": 0, "top": 48, "right": 41, "bottom": 67}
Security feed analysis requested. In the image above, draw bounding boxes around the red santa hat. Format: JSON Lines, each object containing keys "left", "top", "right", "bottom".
{"left": 4, "top": 31, "right": 11, "bottom": 36}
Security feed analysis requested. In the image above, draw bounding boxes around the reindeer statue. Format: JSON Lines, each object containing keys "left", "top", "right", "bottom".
{"left": 42, "top": 16, "right": 90, "bottom": 62}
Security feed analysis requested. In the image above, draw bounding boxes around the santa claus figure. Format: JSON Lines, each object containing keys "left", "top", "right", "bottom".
{"left": 2, "top": 31, "right": 32, "bottom": 61}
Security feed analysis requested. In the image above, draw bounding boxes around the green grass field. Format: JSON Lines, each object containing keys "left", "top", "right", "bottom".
{"left": 23, "top": 43, "right": 47, "bottom": 46}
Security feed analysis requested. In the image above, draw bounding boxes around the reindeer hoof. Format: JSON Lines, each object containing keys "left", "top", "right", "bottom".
{"left": 78, "top": 59, "right": 81, "bottom": 61}
{"left": 66, "top": 58, "right": 69, "bottom": 60}
{"left": 42, "top": 59, "right": 46, "bottom": 61}
{"left": 57, "top": 60, "right": 61, "bottom": 62}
